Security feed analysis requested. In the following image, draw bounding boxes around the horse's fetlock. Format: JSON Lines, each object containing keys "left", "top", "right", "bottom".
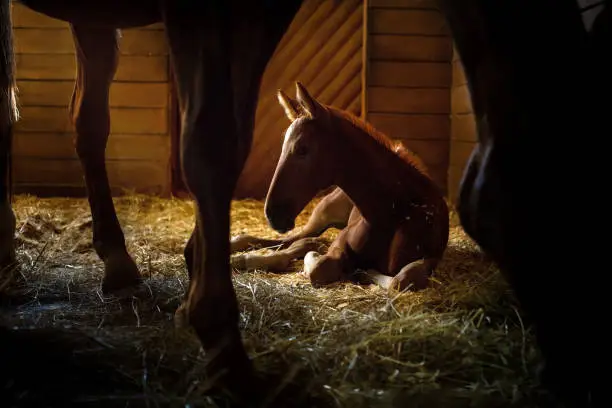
{"left": 0, "top": 202, "right": 16, "bottom": 267}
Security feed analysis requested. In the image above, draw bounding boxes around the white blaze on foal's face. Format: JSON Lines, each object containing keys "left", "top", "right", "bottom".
{"left": 280, "top": 117, "right": 311, "bottom": 160}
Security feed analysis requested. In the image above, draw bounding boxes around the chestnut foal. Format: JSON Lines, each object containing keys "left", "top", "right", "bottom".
{"left": 232, "top": 83, "right": 449, "bottom": 293}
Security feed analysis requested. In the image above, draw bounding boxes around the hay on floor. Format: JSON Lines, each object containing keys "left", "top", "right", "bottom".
{"left": 0, "top": 194, "right": 551, "bottom": 407}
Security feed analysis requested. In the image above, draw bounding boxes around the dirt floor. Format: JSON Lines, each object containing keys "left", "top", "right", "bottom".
{"left": 0, "top": 194, "right": 554, "bottom": 407}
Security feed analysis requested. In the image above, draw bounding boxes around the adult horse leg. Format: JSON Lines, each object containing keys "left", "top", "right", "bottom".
{"left": 69, "top": 26, "right": 141, "bottom": 293}
{"left": 0, "top": 121, "right": 14, "bottom": 273}
{"left": 438, "top": 1, "right": 600, "bottom": 405}
{"left": 231, "top": 186, "right": 353, "bottom": 253}
{"left": 0, "top": 0, "right": 17, "bottom": 276}
{"left": 162, "top": 0, "right": 301, "bottom": 393}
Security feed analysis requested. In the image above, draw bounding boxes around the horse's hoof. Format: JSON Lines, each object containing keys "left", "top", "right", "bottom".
{"left": 305, "top": 253, "right": 344, "bottom": 288}
{"left": 0, "top": 257, "right": 20, "bottom": 293}
{"left": 101, "top": 252, "right": 142, "bottom": 294}
{"left": 0, "top": 255, "right": 18, "bottom": 275}
{"left": 388, "top": 260, "right": 431, "bottom": 294}
{"left": 174, "top": 302, "right": 190, "bottom": 329}
{"left": 230, "top": 254, "right": 247, "bottom": 270}
{"left": 230, "top": 234, "right": 256, "bottom": 253}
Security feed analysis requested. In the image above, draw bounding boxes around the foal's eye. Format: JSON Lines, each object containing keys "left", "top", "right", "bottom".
{"left": 294, "top": 145, "right": 309, "bottom": 157}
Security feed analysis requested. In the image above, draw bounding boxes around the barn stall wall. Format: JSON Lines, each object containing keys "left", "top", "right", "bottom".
{"left": 234, "top": 0, "right": 364, "bottom": 199}
{"left": 11, "top": 4, "right": 172, "bottom": 196}
{"left": 448, "top": 48, "right": 476, "bottom": 203}
{"left": 363, "top": 0, "right": 452, "bottom": 193}
{"left": 11, "top": 1, "right": 459, "bottom": 202}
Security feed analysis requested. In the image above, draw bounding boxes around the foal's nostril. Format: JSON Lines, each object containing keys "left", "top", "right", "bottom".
{"left": 265, "top": 202, "right": 294, "bottom": 233}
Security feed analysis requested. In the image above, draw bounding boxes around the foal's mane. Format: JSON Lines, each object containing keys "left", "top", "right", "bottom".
{"left": 326, "top": 106, "right": 430, "bottom": 177}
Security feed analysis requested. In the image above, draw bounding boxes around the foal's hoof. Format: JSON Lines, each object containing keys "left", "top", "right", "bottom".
{"left": 230, "top": 234, "right": 255, "bottom": 253}
{"left": 304, "top": 253, "right": 344, "bottom": 288}
{"left": 389, "top": 259, "right": 431, "bottom": 294}
{"left": 101, "top": 252, "right": 142, "bottom": 294}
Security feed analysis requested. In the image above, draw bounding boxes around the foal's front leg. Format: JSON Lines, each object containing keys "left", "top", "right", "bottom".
{"left": 69, "top": 26, "right": 140, "bottom": 293}
{"left": 230, "top": 186, "right": 353, "bottom": 253}
{"left": 231, "top": 237, "right": 325, "bottom": 272}
{"left": 303, "top": 221, "right": 358, "bottom": 287}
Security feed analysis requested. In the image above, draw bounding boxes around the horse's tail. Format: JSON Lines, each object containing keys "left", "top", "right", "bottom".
{"left": 0, "top": 0, "right": 17, "bottom": 200}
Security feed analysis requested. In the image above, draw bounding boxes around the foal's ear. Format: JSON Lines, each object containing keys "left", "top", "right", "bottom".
{"left": 277, "top": 89, "right": 301, "bottom": 121}
{"left": 295, "top": 82, "right": 324, "bottom": 118}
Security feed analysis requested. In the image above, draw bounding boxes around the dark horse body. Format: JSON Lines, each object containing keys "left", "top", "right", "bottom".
{"left": 0, "top": 0, "right": 603, "bottom": 405}
{"left": 231, "top": 83, "right": 449, "bottom": 293}
{"left": 0, "top": 0, "right": 304, "bottom": 398}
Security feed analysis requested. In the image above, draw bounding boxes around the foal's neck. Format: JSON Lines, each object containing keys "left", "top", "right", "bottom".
{"left": 330, "top": 111, "right": 436, "bottom": 223}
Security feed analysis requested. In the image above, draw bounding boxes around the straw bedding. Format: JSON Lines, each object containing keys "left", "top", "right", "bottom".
{"left": 0, "top": 194, "right": 553, "bottom": 407}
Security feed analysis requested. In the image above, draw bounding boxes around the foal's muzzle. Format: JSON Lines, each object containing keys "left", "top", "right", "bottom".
{"left": 265, "top": 202, "right": 295, "bottom": 233}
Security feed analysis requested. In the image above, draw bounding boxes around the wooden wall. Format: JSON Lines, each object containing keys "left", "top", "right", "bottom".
{"left": 11, "top": 4, "right": 171, "bottom": 196}
{"left": 11, "top": 2, "right": 465, "bottom": 201}
{"left": 364, "top": 0, "right": 452, "bottom": 193}
{"left": 235, "top": 0, "right": 364, "bottom": 199}
{"left": 448, "top": 48, "right": 476, "bottom": 203}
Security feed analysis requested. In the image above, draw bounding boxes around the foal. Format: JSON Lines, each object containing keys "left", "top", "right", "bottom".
{"left": 232, "top": 82, "right": 449, "bottom": 292}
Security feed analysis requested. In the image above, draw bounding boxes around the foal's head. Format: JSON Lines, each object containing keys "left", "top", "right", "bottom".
{"left": 264, "top": 82, "right": 341, "bottom": 233}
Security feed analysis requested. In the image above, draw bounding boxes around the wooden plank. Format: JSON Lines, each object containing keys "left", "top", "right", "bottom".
{"left": 361, "top": 0, "right": 369, "bottom": 119}
{"left": 13, "top": 158, "right": 169, "bottom": 192}
{"left": 14, "top": 28, "right": 167, "bottom": 55}
{"left": 449, "top": 140, "right": 476, "bottom": 167}
{"left": 426, "top": 164, "right": 448, "bottom": 191}
{"left": 370, "top": 9, "right": 448, "bottom": 36}
{"left": 369, "top": 113, "right": 448, "bottom": 140}
{"left": 15, "top": 106, "right": 168, "bottom": 134}
{"left": 398, "top": 139, "right": 449, "bottom": 167}
{"left": 368, "top": 87, "right": 449, "bottom": 114}
{"left": 451, "top": 113, "right": 476, "bottom": 142}
{"left": 369, "top": 34, "right": 452, "bottom": 62}
{"left": 114, "top": 56, "right": 168, "bottom": 82}
{"left": 369, "top": 0, "right": 436, "bottom": 8}
{"left": 12, "top": 4, "right": 66, "bottom": 28}
{"left": 16, "top": 81, "right": 169, "bottom": 108}
{"left": 252, "top": 3, "right": 362, "bottom": 136}
{"left": 12, "top": 184, "right": 168, "bottom": 197}
{"left": 259, "top": 0, "right": 352, "bottom": 91}
{"left": 12, "top": 4, "right": 164, "bottom": 30}
{"left": 452, "top": 59, "right": 467, "bottom": 86}
{"left": 447, "top": 164, "right": 468, "bottom": 203}
{"left": 14, "top": 28, "right": 74, "bottom": 54}
{"left": 120, "top": 30, "right": 168, "bottom": 55}
{"left": 451, "top": 83, "right": 473, "bottom": 114}
{"left": 369, "top": 61, "right": 450, "bottom": 88}
{"left": 13, "top": 133, "right": 170, "bottom": 162}
{"left": 16, "top": 54, "right": 168, "bottom": 82}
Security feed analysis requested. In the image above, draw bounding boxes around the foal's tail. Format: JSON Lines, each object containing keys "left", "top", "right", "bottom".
{"left": 0, "top": 0, "right": 17, "bottom": 199}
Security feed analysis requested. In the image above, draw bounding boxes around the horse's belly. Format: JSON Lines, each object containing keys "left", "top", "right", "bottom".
{"left": 18, "top": 0, "right": 161, "bottom": 28}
